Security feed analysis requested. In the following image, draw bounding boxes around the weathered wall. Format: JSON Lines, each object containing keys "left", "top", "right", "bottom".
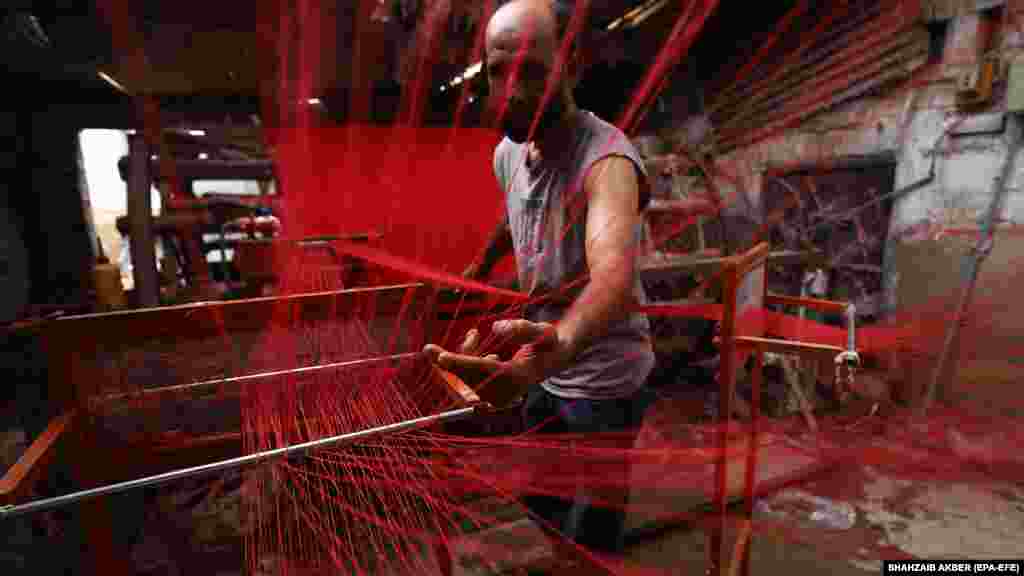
{"left": 698, "top": 6, "right": 1024, "bottom": 318}
{"left": 673, "top": 3, "right": 1024, "bottom": 399}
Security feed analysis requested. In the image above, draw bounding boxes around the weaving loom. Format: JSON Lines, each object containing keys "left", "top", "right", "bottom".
{"left": 0, "top": 280, "right": 495, "bottom": 573}
{"left": 0, "top": 240, "right": 860, "bottom": 576}
{"left": 641, "top": 241, "right": 859, "bottom": 576}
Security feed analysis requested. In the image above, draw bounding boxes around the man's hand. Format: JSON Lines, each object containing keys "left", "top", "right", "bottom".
{"left": 423, "top": 320, "right": 573, "bottom": 408}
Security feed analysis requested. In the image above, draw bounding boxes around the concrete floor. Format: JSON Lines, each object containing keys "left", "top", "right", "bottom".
{"left": 443, "top": 455, "right": 1024, "bottom": 576}
{"left": 4, "top": 364, "right": 1023, "bottom": 575}
{"left": 439, "top": 373, "right": 1024, "bottom": 576}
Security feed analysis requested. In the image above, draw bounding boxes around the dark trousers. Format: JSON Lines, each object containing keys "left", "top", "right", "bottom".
{"left": 520, "top": 384, "right": 650, "bottom": 554}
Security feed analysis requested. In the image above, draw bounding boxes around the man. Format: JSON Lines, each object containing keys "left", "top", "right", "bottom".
{"left": 424, "top": 0, "right": 714, "bottom": 554}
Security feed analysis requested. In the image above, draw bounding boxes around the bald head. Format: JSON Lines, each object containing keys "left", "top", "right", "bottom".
{"left": 486, "top": 0, "right": 560, "bottom": 56}
{"left": 483, "top": 0, "right": 581, "bottom": 143}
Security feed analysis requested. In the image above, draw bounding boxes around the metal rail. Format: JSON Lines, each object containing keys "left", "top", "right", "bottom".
{"left": 834, "top": 304, "right": 861, "bottom": 389}
{"left": 93, "top": 352, "right": 423, "bottom": 406}
{"left": 0, "top": 406, "right": 478, "bottom": 519}
{"left": 845, "top": 303, "right": 857, "bottom": 353}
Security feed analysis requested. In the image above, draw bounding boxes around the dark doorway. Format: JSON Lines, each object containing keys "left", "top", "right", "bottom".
{"left": 762, "top": 159, "right": 896, "bottom": 322}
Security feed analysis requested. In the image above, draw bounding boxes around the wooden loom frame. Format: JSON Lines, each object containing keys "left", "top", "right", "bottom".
{"left": 432, "top": 242, "right": 855, "bottom": 576}
{"left": 1, "top": 245, "right": 857, "bottom": 575}
{"left": 707, "top": 241, "right": 850, "bottom": 576}
{"left": 0, "top": 282, "right": 476, "bottom": 574}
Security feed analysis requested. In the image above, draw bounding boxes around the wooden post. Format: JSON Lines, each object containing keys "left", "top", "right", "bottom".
{"left": 127, "top": 134, "right": 159, "bottom": 308}
{"left": 709, "top": 265, "right": 738, "bottom": 576}
{"left": 740, "top": 348, "right": 763, "bottom": 576}
{"left": 74, "top": 413, "right": 133, "bottom": 575}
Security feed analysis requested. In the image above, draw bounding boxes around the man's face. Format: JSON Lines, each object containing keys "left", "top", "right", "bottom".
{"left": 484, "top": 23, "right": 565, "bottom": 143}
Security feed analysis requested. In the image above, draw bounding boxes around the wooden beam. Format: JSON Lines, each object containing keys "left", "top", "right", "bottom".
{"left": 49, "top": 283, "right": 428, "bottom": 342}
{"left": 734, "top": 335, "right": 844, "bottom": 357}
{"left": 730, "top": 241, "right": 770, "bottom": 278}
{"left": 434, "top": 366, "right": 484, "bottom": 408}
{"left": 153, "top": 158, "right": 275, "bottom": 181}
{"left": 0, "top": 410, "right": 77, "bottom": 505}
{"left": 643, "top": 297, "right": 716, "bottom": 310}
{"left": 639, "top": 250, "right": 814, "bottom": 280}
{"left": 41, "top": 283, "right": 430, "bottom": 403}
{"left": 127, "top": 133, "right": 160, "bottom": 307}
{"left": 765, "top": 293, "right": 850, "bottom": 314}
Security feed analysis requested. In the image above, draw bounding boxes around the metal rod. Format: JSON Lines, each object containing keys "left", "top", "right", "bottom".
{"left": 845, "top": 303, "right": 857, "bottom": 352}
{"left": 93, "top": 352, "right": 422, "bottom": 406}
{"left": 0, "top": 406, "right": 477, "bottom": 520}
{"left": 922, "top": 118, "right": 1021, "bottom": 413}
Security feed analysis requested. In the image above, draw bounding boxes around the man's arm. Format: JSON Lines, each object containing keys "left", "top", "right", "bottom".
{"left": 424, "top": 157, "right": 645, "bottom": 407}
{"left": 554, "top": 156, "right": 643, "bottom": 358}
{"left": 466, "top": 216, "right": 514, "bottom": 281}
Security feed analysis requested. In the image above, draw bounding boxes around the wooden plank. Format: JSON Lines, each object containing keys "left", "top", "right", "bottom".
{"left": 639, "top": 251, "right": 813, "bottom": 280}
{"left": 732, "top": 243, "right": 769, "bottom": 315}
{"left": 0, "top": 410, "right": 76, "bottom": 505}
{"left": 434, "top": 366, "right": 483, "bottom": 407}
{"left": 643, "top": 297, "right": 716, "bottom": 310}
{"left": 710, "top": 258, "right": 743, "bottom": 575}
{"left": 48, "top": 283, "right": 426, "bottom": 341}
{"left": 765, "top": 293, "right": 850, "bottom": 313}
{"left": 39, "top": 283, "right": 430, "bottom": 404}
{"left": 153, "top": 158, "right": 275, "bottom": 181}
{"left": 128, "top": 433, "right": 243, "bottom": 480}
{"left": 127, "top": 133, "right": 160, "bottom": 308}
{"left": 735, "top": 335, "right": 844, "bottom": 357}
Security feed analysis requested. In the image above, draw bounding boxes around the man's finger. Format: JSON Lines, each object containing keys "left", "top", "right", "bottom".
{"left": 435, "top": 352, "right": 503, "bottom": 381}
{"left": 459, "top": 329, "right": 481, "bottom": 355}
{"left": 423, "top": 344, "right": 447, "bottom": 365}
{"left": 437, "top": 352, "right": 501, "bottom": 372}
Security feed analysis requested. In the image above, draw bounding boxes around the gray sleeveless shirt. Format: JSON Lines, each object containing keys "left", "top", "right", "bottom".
{"left": 493, "top": 110, "right": 655, "bottom": 400}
